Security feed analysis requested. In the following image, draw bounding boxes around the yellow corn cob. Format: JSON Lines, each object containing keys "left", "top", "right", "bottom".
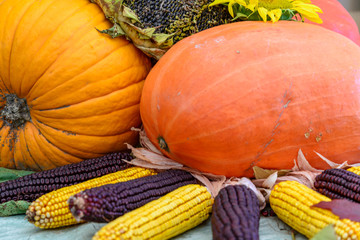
{"left": 93, "top": 184, "right": 213, "bottom": 240}
{"left": 26, "top": 167, "right": 157, "bottom": 229}
{"left": 270, "top": 181, "right": 360, "bottom": 240}
{"left": 347, "top": 166, "right": 360, "bottom": 175}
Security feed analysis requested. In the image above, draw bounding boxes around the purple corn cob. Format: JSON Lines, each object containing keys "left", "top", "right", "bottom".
{"left": 68, "top": 169, "right": 197, "bottom": 222}
{"left": 0, "top": 152, "right": 133, "bottom": 203}
{"left": 211, "top": 185, "right": 260, "bottom": 240}
{"left": 314, "top": 168, "right": 360, "bottom": 202}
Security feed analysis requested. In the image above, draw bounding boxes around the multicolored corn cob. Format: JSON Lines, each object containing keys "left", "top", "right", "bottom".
{"left": 314, "top": 168, "right": 360, "bottom": 202}
{"left": 93, "top": 184, "right": 213, "bottom": 240}
{"left": 68, "top": 169, "right": 197, "bottom": 222}
{"left": 0, "top": 152, "right": 133, "bottom": 203}
{"left": 26, "top": 167, "right": 157, "bottom": 229}
{"left": 270, "top": 181, "right": 360, "bottom": 240}
{"left": 211, "top": 185, "right": 260, "bottom": 240}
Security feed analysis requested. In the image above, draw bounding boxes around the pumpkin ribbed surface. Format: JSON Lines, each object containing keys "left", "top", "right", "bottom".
{"left": 0, "top": 0, "right": 151, "bottom": 170}
{"left": 140, "top": 21, "right": 360, "bottom": 177}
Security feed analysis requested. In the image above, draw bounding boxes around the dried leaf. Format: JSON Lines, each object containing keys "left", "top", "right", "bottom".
{"left": 188, "top": 171, "right": 226, "bottom": 198}
{"left": 310, "top": 224, "right": 337, "bottom": 240}
{"left": 293, "top": 149, "right": 322, "bottom": 173}
{"left": 225, "top": 177, "right": 266, "bottom": 209}
{"left": 253, "top": 166, "right": 290, "bottom": 179}
{"left": 262, "top": 172, "right": 278, "bottom": 189}
{"left": 312, "top": 199, "right": 360, "bottom": 222}
{"left": 126, "top": 144, "right": 183, "bottom": 167}
{"left": 314, "top": 151, "right": 349, "bottom": 169}
{"left": 287, "top": 171, "right": 318, "bottom": 188}
{"left": 132, "top": 127, "right": 163, "bottom": 154}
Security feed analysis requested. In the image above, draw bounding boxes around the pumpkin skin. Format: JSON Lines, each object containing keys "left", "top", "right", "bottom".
{"left": 301, "top": 0, "right": 360, "bottom": 46}
{"left": 140, "top": 21, "right": 360, "bottom": 177}
{"left": 0, "top": 0, "right": 151, "bottom": 170}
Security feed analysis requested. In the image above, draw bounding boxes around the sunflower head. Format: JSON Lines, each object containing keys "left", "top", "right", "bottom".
{"left": 209, "top": 0, "right": 323, "bottom": 23}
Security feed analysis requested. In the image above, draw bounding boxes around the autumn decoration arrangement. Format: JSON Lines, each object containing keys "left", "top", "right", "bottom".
{"left": 0, "top": 0, "right": 359, "bottom": 239}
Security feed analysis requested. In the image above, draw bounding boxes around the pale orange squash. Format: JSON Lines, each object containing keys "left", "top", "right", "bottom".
{"left": 140, "top": 21, "right": 360, "bottom": 177}
{"left": 0, "top": 0, "right": 151, "bottom": 170}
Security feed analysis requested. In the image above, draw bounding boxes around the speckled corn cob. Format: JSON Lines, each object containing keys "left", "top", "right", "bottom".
{"left": 93, "top": 184, "right": 213, "bottom": 240}
{"left": 211, "top": 185, "right": 260, "bottom": 240}
{"left": 270, "top": 181, "right": 360, "bottom": 240}
{"left": 68, "top": 169, "right": 197, "bottom": 222}
{"left": 0, "top": 152, "right": 133, "bottom": 203}
{"left": 26, "top": 167, "right": 157, "bottom": 229}
{"left": 314, "top": 168, "right": 360, "bottom": 202}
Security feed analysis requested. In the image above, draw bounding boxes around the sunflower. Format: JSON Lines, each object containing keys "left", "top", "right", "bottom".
{"left": 209, "top": 0, "right": 323, "bottom": 24}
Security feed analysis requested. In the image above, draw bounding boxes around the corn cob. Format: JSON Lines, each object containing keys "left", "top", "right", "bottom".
{"left": 314, "top": 168, "right": 360, "bottom": 202}
{"left": 69, "top": 169, "right": 197, "bottom": 223}
{"left": 270, "top": 181, "right": 360, "bottom": 239}
{"left": 26, "top": 167, "right": 157, "bottom": 229}
{"left": 347, "top": 166, "right": 360, "bottom": 175}
{"left": 211, "top": 185, "right": 260, "bottom": 240}
{"left": 93, "top": 184, "right": 213, "bottom": 240}
{"left": 0, "top": 152, "right": 133, "bottom": 204}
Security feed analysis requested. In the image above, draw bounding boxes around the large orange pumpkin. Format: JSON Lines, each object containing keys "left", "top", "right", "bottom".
{"left": 301, "top": 0, "right": 360, "bottom": 46}
{"left": 0, "top": 0, "right": 151, "bottom": 170}
{"left": 140, "top": 21, "right": 360, "bottom": 177}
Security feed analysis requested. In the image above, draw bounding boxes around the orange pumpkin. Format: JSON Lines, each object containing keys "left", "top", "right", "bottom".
{"left": 0, "top": 0, "right": 151, "bottom": 170}
{"left": 300, "top": 0, "right": 360, "bottom": 46}
{"left": 140, "top": 21, "right": 360, "bottom": 177}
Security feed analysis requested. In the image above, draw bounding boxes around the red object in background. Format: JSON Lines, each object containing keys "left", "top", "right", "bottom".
{"left": 302, "top": 0, "right": 360, "bottom": 46}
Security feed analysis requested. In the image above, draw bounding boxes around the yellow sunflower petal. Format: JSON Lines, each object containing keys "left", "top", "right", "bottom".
{"left": 235, "top": 0, "right": 247, "bottom": 6}
{"left": 268, "top": 9, "right": 282, "bottom": 22}
{"left": 299, "top": 11, "right": 323, "bottom": 23}
{"left": 258, "top": 7, "right": 268, "bottom": 22}
{"left": 273, "top": 9, "right": 283, "bottom": 21}
{"left": 268, "top": 10, "right": 276, "bottom": 22}
{"left": 291, "top": 1, "right": 323, "bottom": 23}
{"left": 209, "top": 0, "right": 231, "bottom": 7}
{"left": 246, "top": 0, "right": 258, "bottom": 11}
{"left": 292, "top": 1, "right": 323, "bottom": 13}
{"left": 228, "top": 0, "right": 236, "bottom": 17}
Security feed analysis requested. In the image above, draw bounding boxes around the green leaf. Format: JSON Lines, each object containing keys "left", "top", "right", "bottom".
{"left": 310, "top": 224, "right": 337, "bottom": 240}
{"left": 97, "top": 23, "right": 125, "bottom": 38}
{"left": 0, "top": 168, "right": 34, "bottom": 216}
{"left": 0, "top": 167, "right": 34, "bottom": 183}
{"left": 153, "top": 33, "right": 174, "bottom": 45}
{"left": 141, "top": 28, "right": 156, "bottom": 38}
{"left": 0, "top": 200, "right": 31, "bottom": 217}
{"left": 122, "top": 6, "right": 140, "bottom": 23}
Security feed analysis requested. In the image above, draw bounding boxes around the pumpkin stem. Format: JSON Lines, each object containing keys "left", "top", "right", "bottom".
{"left": 1, "top": 94, "right": 31, "bottom": 128}
{"left": 158, "top": 136, "right": 170, "bottom": 152}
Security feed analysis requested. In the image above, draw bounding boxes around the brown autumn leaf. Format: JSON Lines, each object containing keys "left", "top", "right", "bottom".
{"left": 312, "top": 199, "right": 360, "bottom": 222}
{"left": 252, "top": 166, "right": 290, "bottom": 179}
